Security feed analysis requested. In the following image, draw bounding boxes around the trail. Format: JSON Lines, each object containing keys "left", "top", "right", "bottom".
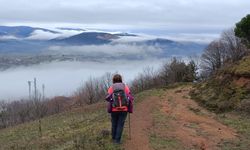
{"left": 124, "top": 86, "right": 237, "bottom": 150}
{"left": 124, "top": 97, "right": 156, "bottom": 150}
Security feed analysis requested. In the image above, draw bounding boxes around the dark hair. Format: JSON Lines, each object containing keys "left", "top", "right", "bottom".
{"left": 112, "top": 74, "right": 122, "bottom": 83}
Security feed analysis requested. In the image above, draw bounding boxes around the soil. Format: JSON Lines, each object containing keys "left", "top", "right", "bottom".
{"left": 124, "top": 97, "right": 156, "bottom": 150}
{"left": 124, "top": 86, "right": 237, "bottom": 150}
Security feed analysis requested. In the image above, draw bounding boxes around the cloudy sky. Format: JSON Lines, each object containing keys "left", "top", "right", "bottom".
{"left": 0, "top": 0, "right": 249, "bottom": 34}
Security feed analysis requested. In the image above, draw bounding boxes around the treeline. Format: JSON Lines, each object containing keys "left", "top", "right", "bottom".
{"left": 74, "top": 57, "right": 198, "bottom": 104}
{"left": 130, "top": 58, "right": 197, "bottom": 93}
{"left": 201, "top": 15, "right": 250, "bottom": 77}
{"left": 191, "top": 14, "right": 250, "bottom": 113}
{"left": 0, "top": 58, "right": 198, "bottom": 129}
{"left": 0, "top": 92, "right": 72, "bottom": 129}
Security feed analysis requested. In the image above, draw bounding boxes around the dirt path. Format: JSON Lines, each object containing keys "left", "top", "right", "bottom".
{"left": 124, "top": 97, "right": 156, "bottom": 150}
{"left": 124, "top": 86, "right": 238, "bottom": 150}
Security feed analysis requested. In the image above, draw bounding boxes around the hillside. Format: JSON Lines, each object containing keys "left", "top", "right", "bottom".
{"left": 1, "top": 85, "right": 250, "bottom": 150}
{"left": 191, "top": 56, "right": 250, "bottom": 113}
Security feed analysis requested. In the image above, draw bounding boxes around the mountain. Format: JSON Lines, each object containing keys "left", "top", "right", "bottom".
{"left": 131, "top": 38, "right": 206, "bottom": 56}
{"left": 0, "top": 26, "right": 207, "bottom": 57}
{"left": 51, "top": 32, "right": 119, "bottom": 45}
{"left": 0, "top": 26, "right": 60, "bottom": 38}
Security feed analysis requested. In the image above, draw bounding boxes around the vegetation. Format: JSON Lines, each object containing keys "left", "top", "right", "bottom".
{"left": 218, "top": 113, "right": 250, "bottom": 150}
{"left": 150, "top": 107, "right": 184, "bottom": 150}
{"left": 224, "top": 56, "right": 250, "bottom": 77}
{"left": 0, "top": 86, "right": 166, "bottom": 150}
{"left": 235, "top": 14, "right": 250, "bottom": 47}
{"left": 0, "top": 102, "right": 121, "bottom": 150}
{"left": 1, "top": 12, "right": 250, "bottom": 150}
{"left": 192, "top": 14, "right": 250, "bottom": 114}
{"left": 190, "top": 75, "right": 249, "bottom": 113}
{"left": 201, "top": 29, "right": 248, "bottom": 76}
{"left": 131, "top": 58, "right": 198, "bottom": 94}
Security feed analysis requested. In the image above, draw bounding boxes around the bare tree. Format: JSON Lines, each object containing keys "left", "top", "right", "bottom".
{"left": 201, "top": 40, "right": 227, "bottom": 75}
{"left": 0, "top": 101, "right": 7, "bottom": 128}
{"left": 201, "top": 29, "right": 249, "bottom": 77}
{"left": 221, "top": 29, "right": 248, "bottom": 62}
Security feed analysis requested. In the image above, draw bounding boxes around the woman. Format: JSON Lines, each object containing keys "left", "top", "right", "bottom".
{"left": 105, "top": 74, "right": 134, "bottom": 144}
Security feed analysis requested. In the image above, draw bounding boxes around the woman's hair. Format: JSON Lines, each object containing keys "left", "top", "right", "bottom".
{"left": 112, "top": 74, "right": 123, "bottom": 83}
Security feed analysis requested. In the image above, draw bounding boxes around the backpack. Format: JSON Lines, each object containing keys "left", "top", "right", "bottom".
{"left": 112, "top": 85, "right": 129, "bottom": 112}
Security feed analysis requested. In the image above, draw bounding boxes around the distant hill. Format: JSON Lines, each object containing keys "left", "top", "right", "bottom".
{"left": 0, "top": 25, "right": 207, "bottom": 57}
{"left": 133, "top": 38, "right": 206, "bottom": 57}
{"left": 52, "top": 32, "right": 119, "bottom": 45}
{"left": 0, "top": 26, "right": 59, "bottom": 38}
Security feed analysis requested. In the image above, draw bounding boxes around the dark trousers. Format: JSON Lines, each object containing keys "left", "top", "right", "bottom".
{"left": 111, "top": 111, "right": 127, "bottom": 143}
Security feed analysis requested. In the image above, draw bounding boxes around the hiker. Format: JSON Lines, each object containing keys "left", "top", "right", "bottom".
{"left": 105, "top": 74, "right": 134, "bottom": 144}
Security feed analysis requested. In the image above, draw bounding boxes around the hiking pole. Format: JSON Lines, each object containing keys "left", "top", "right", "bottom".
{"left": 128, "top": 113, "right": 131, "bottom": 140}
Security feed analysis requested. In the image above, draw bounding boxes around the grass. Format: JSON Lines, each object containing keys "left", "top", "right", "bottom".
{"left": 226, "top": 56, "right": 250, "bottom": 77}
{"left": 133, "top": 88, "right": 166, "bottom": 106}
{"left": 190, "top": 56, "right": 250, "bottom": 113}
{"left": 148, "top": 84, "right": 195, "bottom": 150}
{"left": 0, "top": 103, "right": 121, "bottom": 150}
{"left": 0, "top": 87, "right": 168, "bottom": 150}
{"left": 149, "top": 96, "right": 183, "bottom": 150}
{"left": 2, "top": 83, "right": 230, "bottom": 150}
{"left": 217, "top": 113, "right": 250, "bottom": 150}
{"left": 150, "top": 134, "right": 184, "bottom": 150}
{"left": 190, "top": 76, "right": 248, "bottom": 113}
{"left": 149, "top": 109, "right": 184, "bottom": 150}
{"left": 151, "top": 107, "right": 171, "bottom": 129}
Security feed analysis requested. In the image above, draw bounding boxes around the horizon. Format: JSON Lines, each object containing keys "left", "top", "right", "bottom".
{"left": 0, "top": 0, "right": 249, "bottom": 35}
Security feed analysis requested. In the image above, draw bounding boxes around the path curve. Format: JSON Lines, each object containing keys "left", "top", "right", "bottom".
{"left": 124, "top": 86, "right": 237, "bottom": 150}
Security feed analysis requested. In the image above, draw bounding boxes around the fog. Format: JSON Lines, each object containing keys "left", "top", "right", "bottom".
{"left": 0, "top": 59, "right": 165, "bottom": 101}
{"left": 48, "top": 44, "right": 162, "bottom": 57}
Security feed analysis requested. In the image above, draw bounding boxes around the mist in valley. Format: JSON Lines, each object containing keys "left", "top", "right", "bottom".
{"left": 0, "top": 58, "right": 166, "bottom": 101}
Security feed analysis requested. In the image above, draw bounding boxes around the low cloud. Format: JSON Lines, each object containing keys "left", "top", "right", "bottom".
{"left": 27, "top": 29, "right": 85, "bottom": 40}
{"left": 27, "top": 30, "right": 61, "bottom": 40}
{"left": 162, "top": 33, "right": 220, "bottom": 43}
{"left": 0, "top": 35, "right": 19, "bottom": 40}
{"left": 0, "top": 59, "right": 165, "bottom": 100}
{"left": 48, "top": 44, "right": 163, "bottom": 58}
{"left": 112, "top": 35, "right": 155, "bottom": 43}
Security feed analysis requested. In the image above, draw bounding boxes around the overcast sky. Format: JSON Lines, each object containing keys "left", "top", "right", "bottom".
{"left": 0, "top": 0, "right": 249, "bottom": 34}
